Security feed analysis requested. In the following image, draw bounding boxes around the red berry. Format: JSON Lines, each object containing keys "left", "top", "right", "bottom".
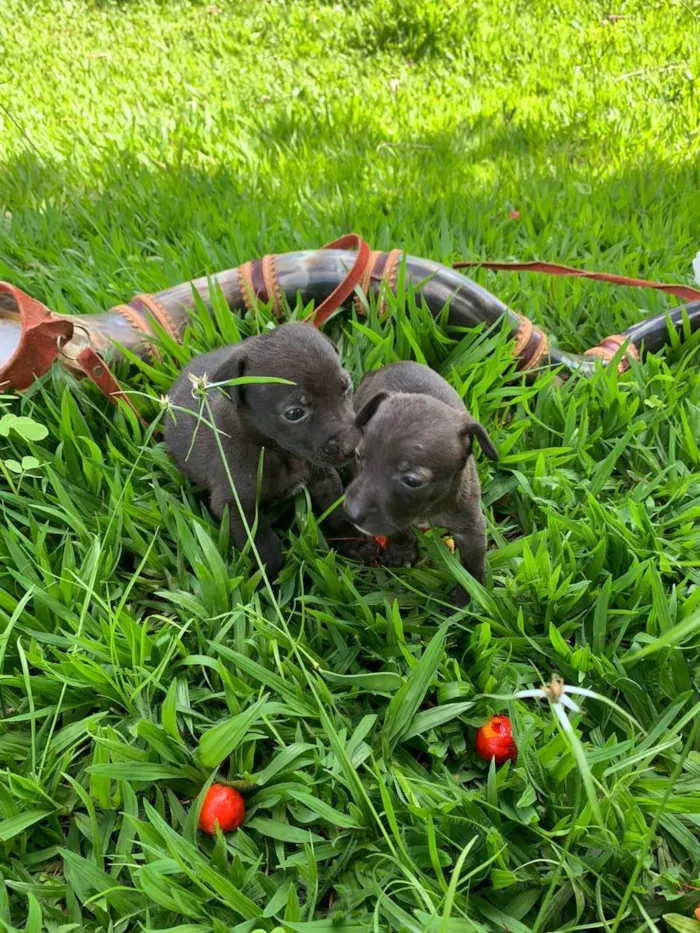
{"left": 198, "top": 784, "right": 245, "bottom": 834}
{"left": 475, "top": 715, "right": 518, "bottom": 766}
{"left": 375, "top": 536, "right": 389, "bottom": 553}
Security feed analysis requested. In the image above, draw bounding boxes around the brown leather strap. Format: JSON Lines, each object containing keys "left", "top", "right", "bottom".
{"left": 0, "top": 282, "right": 147, "bottom": 422}
{"left": 514, "top": 313, "right": 549, "bottom": 370}
{"left": 261, "top": 254, "right": 284, "bottom": 319}
{"left": 75, "top": 347, "right": 147, "bottom": 425}
{"left": 0, "top": 282, "right": 74, "bottom": 391}
{"left": 584, "top": 334, "right": 640, "bottom": 373}
{"left": 381, "top": 249, "right": 403, "bottom": 292}
{"left": 361, "top": 251, "right": 383, "bottom": 296}
{"left": 111, "top": 303, "right": 161, "bottom": 360}
{"left": 113, "top": 302, "right": 148, "bottom": 333}
{"left": 238, "top": 261, "right": 255, "bottom": 313}
{"left": 354, "top": 250, "right": 382, "bottom": 314}
{"left": 238, "top": 235, "right": 371, "bottom": 326}
{"left": 374, "top": 249, "right": 403, "bottom": 315}
{"left": 236, "top": 257, "right": 283, "bottom": 317}
{"left": 130, "top": 293, "right": 180, "bottom": 342}
{"left": 306, "top": 234, "right": 372, "bottom": 327}
{"left": 352, "top": 247, "right": 403, "bottom": 316}
{"left": 454, "top": 259, "right": 700, "bottom": 303}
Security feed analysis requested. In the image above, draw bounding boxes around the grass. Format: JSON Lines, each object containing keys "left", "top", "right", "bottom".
{"left": 0, "top": 0, "right": 700, "bottom": 930}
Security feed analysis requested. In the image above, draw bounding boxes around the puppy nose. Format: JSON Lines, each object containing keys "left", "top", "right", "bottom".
{"left": 339, "top": 434, "right": 359, "bottom": 459}
{"left": 339, "top": 425, "right": 361, "bottom": 458}
{"left": 344, "top": 497, "right": 365, "bottom": 525}
{"left": 325, "top": 427, "right": 359, "bottom": 460}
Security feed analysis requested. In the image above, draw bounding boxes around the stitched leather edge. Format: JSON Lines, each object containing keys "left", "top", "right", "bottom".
{"left": 261, "top": 254, "right": 284, "bottom": 318}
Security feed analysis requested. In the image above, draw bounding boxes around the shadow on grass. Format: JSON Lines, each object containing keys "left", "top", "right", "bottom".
{"left": 0, "top": 136, "right": 698, "bottom": 351}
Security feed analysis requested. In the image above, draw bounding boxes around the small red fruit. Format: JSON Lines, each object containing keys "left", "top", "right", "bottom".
{"left": 198, "top": 784, "right": 245, "bottom": 834}
{"left": 475, "top": 715, "right": 518, "bottom": 766}
{"left": 694, "top": 907, "right": 700, "bottom": 922}
{"left": 375, "top": 536, "right": 389, "bottom": 553}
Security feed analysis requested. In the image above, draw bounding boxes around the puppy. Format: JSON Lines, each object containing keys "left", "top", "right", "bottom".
{"left": 165, "top": 322, "right": 361, "bottom": 579}
{"left": 343, "top": 361, "right": 498, "bottom": 597}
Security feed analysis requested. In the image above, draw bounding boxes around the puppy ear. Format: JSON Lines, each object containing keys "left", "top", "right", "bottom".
{"left": 355, "top": 392, "right": 388, "bottom": 430}
{"left": 460, "top": 416, "right": 499, "bottom": 461}
{"left": 215, "top": 353, "right": 247, "bottom": 408}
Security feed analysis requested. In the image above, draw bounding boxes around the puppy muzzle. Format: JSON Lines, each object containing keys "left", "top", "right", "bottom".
{"left": 344, "top": 491, "right": 392, "bottom": 536}
{"left": 321, "top": 425, "right": 360, "bottom": 464}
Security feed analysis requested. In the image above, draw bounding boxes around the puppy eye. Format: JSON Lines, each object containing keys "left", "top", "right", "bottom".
{"left": 283, "top": 407, "right": 306, "bottom": 422}
{"left": 402, "top": 473, "right": 424, "bottom": 489}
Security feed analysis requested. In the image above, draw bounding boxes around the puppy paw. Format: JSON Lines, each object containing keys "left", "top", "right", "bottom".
{"left": 255, "top": 532, "right": 284, "bottom": 582}
{"left": 334, "top": 536, "right": 379, "bottom": 564}
{"left": 378, "top": 538, "right": 418, "bottom": 568}
{"left": 449, "top": 584, "right": 470, "bottom": 608}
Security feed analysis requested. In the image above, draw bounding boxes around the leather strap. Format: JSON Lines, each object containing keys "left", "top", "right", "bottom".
{"left": 112, "top": 303, "right": 161, "bottom": 360}
{"left": 75, "top": 347, "right": 147, "bottom": 425}
{"left": 352, "top": 247, "right": 403, "bottom": 316}
{"left": 113, "top": 302, "right": 149, "bottom": 333}
{"left": 360, "top": 251, "right": 383, "bottom": 297}
{"left": 306, "top": 234, "right": 372, "bottom": 327}
{"left": 237, "top": 235, "right": 371, "bottom": 326}
{"left": 0, "top": 282, "right": 147, "bottom": 422}
{"left": 584, "top": 334, "right": 641, "bottom": 372}
{"left": 354, "top": 250, "right": 382, "bottom": 314}
{"left": 514, "top": 313, "right": 549, "bottom": 370}
{"left": 130, "top": 293, "right": 180, "bottom": 342}
{"left": 0, "top": 282, "right": 74, "bottom": 391}
{"left": 236, "top": 256, "right": 284, "bottom": 318}
{"left": 454, "top": 259, "right": 700, "bottom": 303}
{"left": 375, "top": 249, "right": 403, "bottom": 315}
{"left": 261, "top": 254, "right": 284, "bottom": 318}
{"left": 381, "top": 249, "right": 403, "bottom": 292}
{"left": 238, "top": 261, "right": 255, "bottom": 313}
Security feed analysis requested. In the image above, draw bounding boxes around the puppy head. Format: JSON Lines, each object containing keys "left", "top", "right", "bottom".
{"left": 343, "top": 392, "right": 498, "bottom": 535}
{"left": 214, "top": 322, "right": 359, "bottom": 466}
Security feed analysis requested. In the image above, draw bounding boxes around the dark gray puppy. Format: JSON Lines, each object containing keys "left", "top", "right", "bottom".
{"left": 343, "top": 361, "right": 498, "bottom": 596}
{"left": 165, "top": 322, "right": 362, "bottom": 579}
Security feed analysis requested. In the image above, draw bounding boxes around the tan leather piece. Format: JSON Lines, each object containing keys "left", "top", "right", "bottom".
{"left": 238, "top": 261, "right": 255, "bottom": 313}
{"left": 306, "top": 234, "right": 372, "bottom": 327}
{"left": 75, "top": 347, "right": 146, "bottom": 425}
{"left": 261, "top": 254, "right": 284, "bottom": 318}
{"left": 355, "top": 250, "right": 383, "bottom": 314}
{"left": 0, "top": 282, "right": 73, "bottom": 391}
{"left": 382, "top": 249, "right": 403, "bottom": 290}
{"left": 584, "top": 334, "right": 640, "bottom": 373}
{"left": 377, "top": 249, "right": 403, "bottom": 315}
{"left": 513, "top": 314, "right": 549, "bottom": 370}
{"left": 131, "top": 293, "right": 180, "bottom": 342}
{"left": 111, "top": 303, "right": 161, "bottom": 360}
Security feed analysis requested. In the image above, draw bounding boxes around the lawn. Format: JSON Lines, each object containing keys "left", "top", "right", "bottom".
{"left": 1, "top": 0, "right": 700, "bottom": 931}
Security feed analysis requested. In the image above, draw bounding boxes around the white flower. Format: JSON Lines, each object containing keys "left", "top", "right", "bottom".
{"left": 188, "top": 372, "right": 211, "bottom": 398}
{"left": 488, "top": 674, "right": 640, "bottom": 730}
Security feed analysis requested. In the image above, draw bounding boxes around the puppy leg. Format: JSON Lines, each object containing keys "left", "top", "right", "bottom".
{"left": 451, "top": 527, "right": 487, "bottom": 584}
{"left": 450, "top": 514, "right": 486, "bottom": 609}
{"left": 307, "top": 467, "right": 345, "bottom": 528}
{"left": 308, "top": 468, "right": 376, "bottom": 562}
{"left": 210, "top": 488, "right": 283, "bottom": 580}
{"left": 435, "top": 497, "right": 487, "bottom": 608}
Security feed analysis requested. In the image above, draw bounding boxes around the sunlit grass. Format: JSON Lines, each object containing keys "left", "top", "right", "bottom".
{"left": 0, "top": 0, "right": 699, "bottom": 930}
